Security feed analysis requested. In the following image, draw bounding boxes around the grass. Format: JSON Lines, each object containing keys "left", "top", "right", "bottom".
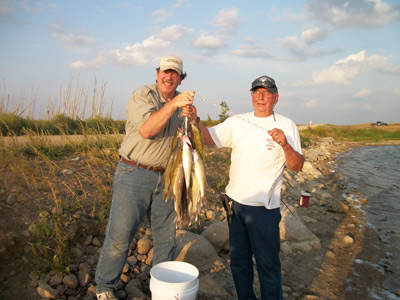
{"left": 1, "top": 116, "right": 399, "bottom": 273}
{"left": 0, "top": 125, "right": 121, "bottom": 272}
{"left": 299, "top": 124, "right": 400, "bottom": 144}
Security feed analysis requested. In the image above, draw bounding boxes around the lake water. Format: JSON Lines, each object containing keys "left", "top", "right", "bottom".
{"left": 336, "top": 145, "right": 400, "bottom": 299}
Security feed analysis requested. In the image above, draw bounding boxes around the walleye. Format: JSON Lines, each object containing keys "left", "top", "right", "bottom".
{"left": 163, "top": 118, "right": 206, "bottom": 228}
{"left": 190, "top": 149, "right": 206, "bottom": 222}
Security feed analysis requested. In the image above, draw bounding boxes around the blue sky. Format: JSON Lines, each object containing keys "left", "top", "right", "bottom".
{"left": 1, "top": 0, "right": 399, "bottom": 125}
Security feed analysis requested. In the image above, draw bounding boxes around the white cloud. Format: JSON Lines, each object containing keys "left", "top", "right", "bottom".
{"left": 211, "top": 7, "right": 241, "bottom": 35}
{"left": 173, "top": 0, "right": 190, "bottom": 8}
{"left": 152, "top": 8, "right": 173, "bottom": 23}
{"left": 276, "top": 35, "right": 304, "bottom": 49}
{"left": 305, "top": 0, "right": 400, "bottom": 29}
{"left": 232, "top": 38, "right": 271, "bottom": 58}
{"left": 193, "top": 35, "right": 224, "bottom": 49}
{"left": 156, "top": 25, "right": 194, "bottom": 42}
{"left": 69, "top": 55, "right": 107, "bottom": 70}
{"left": 354, "top": 89, "right": 372, "bottom": 98}
{"left": 294, "top": 50, "right": 400, "bottom": 87}
{"left": 152, "top": 0, "right": 190, "bottom": 23}
{"left": 52, "top": 32, "right": 98, "bottom": 48}
{"left": 301, "top": 27, "right": 327, "bottom": 43}
{"left": 69, "top": 24, "right": 194, "bottom": 69}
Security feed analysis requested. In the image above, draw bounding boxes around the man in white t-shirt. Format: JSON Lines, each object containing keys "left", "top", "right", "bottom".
{"left": 195, "top": 75, "right": 304, "bottom": 300}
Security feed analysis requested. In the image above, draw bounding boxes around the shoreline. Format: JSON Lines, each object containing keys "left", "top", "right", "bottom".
{"left": 297, "top": 139, "right": 400, "bottom": 299}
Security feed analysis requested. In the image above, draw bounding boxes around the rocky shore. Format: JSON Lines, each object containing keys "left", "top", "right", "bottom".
{"left": 1, "top": 137, "right": 398, "bottom": 300}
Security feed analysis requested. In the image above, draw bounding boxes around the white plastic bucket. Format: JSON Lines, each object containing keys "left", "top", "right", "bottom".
{"left": 150, "top": 261, "right": 199, "bottom": 300}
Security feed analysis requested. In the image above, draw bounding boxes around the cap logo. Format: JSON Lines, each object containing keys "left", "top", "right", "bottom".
{"left": 166, "top": 58, "right": 180, "bottom": 64}
{"left": 259, "top": 76, "right": 274, "bottom": 84}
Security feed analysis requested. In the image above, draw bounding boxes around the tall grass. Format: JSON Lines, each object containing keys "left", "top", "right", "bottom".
{"left": 1, "top": 72, "right": 113, "bottom": 121}
{"left": 0, "top": 127, "right": 122, "bottom": 272}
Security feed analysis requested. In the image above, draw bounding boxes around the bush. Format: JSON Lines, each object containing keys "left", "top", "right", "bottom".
{"left": 50, "top": 114, "right": 80, "bottom": 135}
{"left": 85, "top": 117, "right": 116, "bottom": 134}
{"left": 0, "top": 113, "right": 27, "bottom": 136}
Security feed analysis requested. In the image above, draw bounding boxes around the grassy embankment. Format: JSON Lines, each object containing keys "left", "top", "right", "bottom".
{"left": 1, "top": 114, "right": 399, "bottom": 274}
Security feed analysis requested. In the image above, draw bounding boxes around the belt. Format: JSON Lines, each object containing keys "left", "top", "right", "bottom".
{"left": 121, "top": 157, "right": 165, "bottom": 173}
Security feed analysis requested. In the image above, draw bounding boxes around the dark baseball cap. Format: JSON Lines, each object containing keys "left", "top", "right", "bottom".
{"left": 250, "top": 75, "right": 278, "bottom": 93}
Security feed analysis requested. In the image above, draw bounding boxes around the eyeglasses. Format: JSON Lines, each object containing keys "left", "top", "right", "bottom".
{"left": 251, "top": 90, "right": 274, "bottom": 97}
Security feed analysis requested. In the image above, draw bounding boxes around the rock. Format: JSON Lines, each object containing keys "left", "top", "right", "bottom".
{"left": 359, "top": 198, "right": 368, "bottom": 204}
{"left": 65, "top": 222, "right": 78, "bottom": 240}
{"left": 206, "top": 210, "right": 216, "bottom": 220}
{"left": 70, "top": 247, "right": 83, "bottom": 258}
{"left": 127, "top": 255, "right": 138, "bottom": 266}
{"left": 301, "top": 216, "right": 318, "bottom": 223}
{"left": 115, "top": 290, "right": 127, "bottom": 299}
{"left": 199, "top": 275, "right": 229, "bottom": 296}
{"left": 77, "top": 270, "right": 90, "bottom": 287}
{"left": 83, "top": 235, "right": 93, "bottom": 246}
{"left": 145, "top": 247, "right": 153, "bottom": 265}
{"left": 137, "top": 236, "right": 153, "bottom": 255}
{"left": 63, "top": 274, "right": 78, "bottom": 289}
{"left": 125, "top": 278, "right": 142, "bottom": 291}
{"left": 201, "top": 221, "right": 229, "bottom": 252}
{"left": 304, "top": 295, "right": 321, "bottom": 300}
{"left": 301, "top": 161, "right": 322, "bottom": 177}
{"left": 36, "top": 284, "right": 59, "bottom": 299}
{"left": 175, "top": 230, "right": 224, "bottom": 271}
{"left": 6, "top": 195, "right": 16, "bottom": 205}
{"left": 343, "top": 235, "right": 354, "bottom": 244}
{"left": 280, "top": 205, "right": 321, "bottom": 250}
{"left": 51, "top": 206, "right": 63, "bottom": 215}
{"left": 326, "top": 251, "right": 336, "bottom": 258}
{"left": 280, "top": 241, "right": 293, "bottom": 255}
{"left": 49, "top": 273, "right": 63, "bottom": 286}
{"left": 92, "top": 237, "right": 102, "bottom": 247}
{"left": 331, "top": 200, "right": 349, "bottom": 213}
{"left": 312, "top": 190, "right": 334, "bottom": 205}
{"left": 61, "top": 169, "right": 74, "bottom": 175}
{"left": 125, "top": 280, "right": 148, "bottom": 299}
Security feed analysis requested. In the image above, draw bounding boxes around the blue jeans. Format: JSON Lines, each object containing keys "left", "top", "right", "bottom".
{"left": 95, "top": 161, "right": 176, "bottom": 293}
{"left": 228, "top": 200, "right": 282, "bottom": 300}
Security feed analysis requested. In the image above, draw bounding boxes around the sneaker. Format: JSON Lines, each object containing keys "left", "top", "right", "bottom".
{"left": 96, "top": 291, "right": 117, "bottom": 300}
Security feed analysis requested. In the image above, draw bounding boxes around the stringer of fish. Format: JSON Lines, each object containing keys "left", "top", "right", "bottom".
{"left": 163, "top": 118, "right": 206, "bottom": 229}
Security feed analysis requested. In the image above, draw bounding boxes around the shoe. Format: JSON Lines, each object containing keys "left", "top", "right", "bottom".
{"left": 96, "top": 291, "right": 117, "bottom": 300}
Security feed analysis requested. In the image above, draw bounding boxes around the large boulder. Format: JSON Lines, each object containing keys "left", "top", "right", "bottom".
{"left": 280, "top": 205, "right": 321, "bottom": 251}
{"left": 174, "top": 230, "right": 223, "bottom": 271}
{"left": 201, "top": 221, "right": 229, "bottom": 252}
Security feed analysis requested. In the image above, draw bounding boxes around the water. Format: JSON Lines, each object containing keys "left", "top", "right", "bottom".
{"left": 336, "top": 145, "right": 400, "bottom": 298}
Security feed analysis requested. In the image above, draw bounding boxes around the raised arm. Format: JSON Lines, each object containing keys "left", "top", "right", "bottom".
{"left": 268, "top": 128, "right": 304, "bottom": 172}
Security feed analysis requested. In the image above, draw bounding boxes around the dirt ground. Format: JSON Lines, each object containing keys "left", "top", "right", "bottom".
{"left": 1, "top": 125, "right": 399, "bottom": 300}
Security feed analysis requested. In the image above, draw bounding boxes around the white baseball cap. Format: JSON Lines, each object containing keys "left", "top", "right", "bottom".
{"left": 159, "top": 54, "right": 183, "bottom": 75}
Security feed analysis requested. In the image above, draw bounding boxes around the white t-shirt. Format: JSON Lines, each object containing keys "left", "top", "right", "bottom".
{"left": 209, "top": 112, "right": 302, "bottom": 209}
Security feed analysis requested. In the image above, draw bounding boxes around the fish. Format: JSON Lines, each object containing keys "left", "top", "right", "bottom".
{"left": 189, "top": 148, "right": 206, "bottom": 224}
{"left": 190, "top": 121, "right": 204, "bottom": 158}
{"left": 163, "top": 117, "right": 207, "bottom": 228}
{"left": 181, "top": 135, "right": 192, "bottom": 191}
{"left": 163, "top": 140, "right": 179, "bottom": 200}
{"left": 163, "top": 138, "right": 182, "bottom": 201}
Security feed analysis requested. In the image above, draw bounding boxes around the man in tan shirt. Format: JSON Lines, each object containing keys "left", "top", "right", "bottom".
{"left": 95, "top": 55, "right": 195, "bottom": 300}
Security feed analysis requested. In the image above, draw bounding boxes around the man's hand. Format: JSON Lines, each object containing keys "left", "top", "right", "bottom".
{"left": 174, "top": 91, "right": 195, "bottom": 108}
{"left": 268, "top": 128, "right": 287, "bottom": 147}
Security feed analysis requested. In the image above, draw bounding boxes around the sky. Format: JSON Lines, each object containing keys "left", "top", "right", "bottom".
{"left": 1, "top": 0, "right": 400, "bottom": 125}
